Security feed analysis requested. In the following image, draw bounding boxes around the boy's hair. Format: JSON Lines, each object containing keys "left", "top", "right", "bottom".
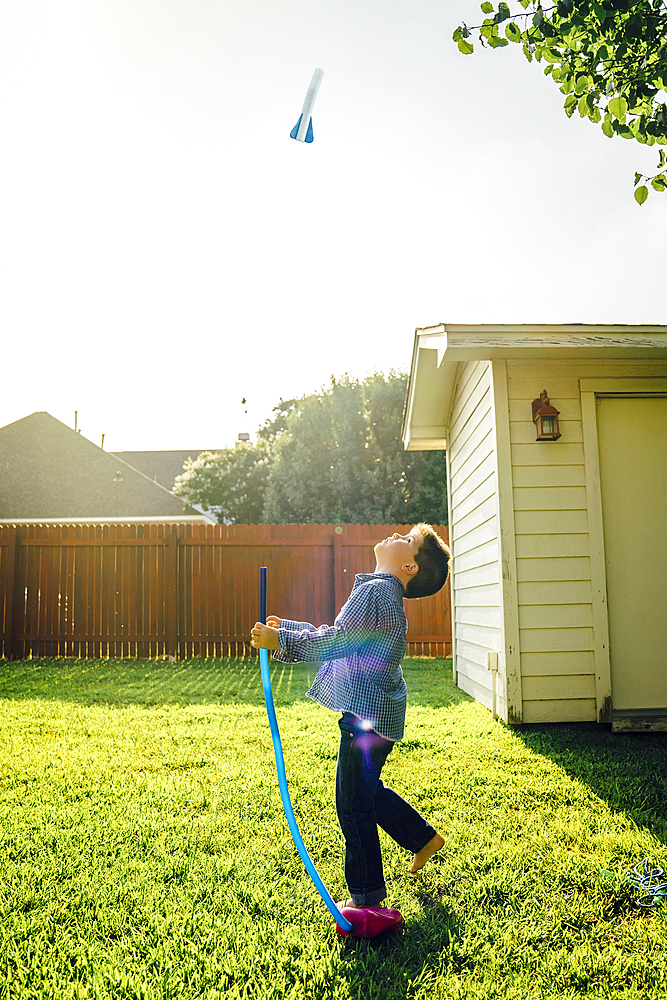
{"left": 404, "top": 523, "right": 451, "bottom": 600}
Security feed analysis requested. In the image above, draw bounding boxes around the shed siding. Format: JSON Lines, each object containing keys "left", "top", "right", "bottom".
{"left": 449, "top": 362, "right": 502, "bottom": 714}
{"left": 507, "top": 358, "right": 667, "bottom": 723}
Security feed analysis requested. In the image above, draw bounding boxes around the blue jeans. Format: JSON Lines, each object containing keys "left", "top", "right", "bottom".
{"left": 335, "top": 713, "right": 437, "bottom": 907}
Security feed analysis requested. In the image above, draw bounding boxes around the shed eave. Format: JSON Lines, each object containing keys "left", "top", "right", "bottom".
{"left": 402, "top": 324, "right": 454, "bottom": 452}
{"left": 440, "top": 325, "right": 667, "bottom": 361}
{"left": 402, "top": 323, "right": 667, "bottom": 451}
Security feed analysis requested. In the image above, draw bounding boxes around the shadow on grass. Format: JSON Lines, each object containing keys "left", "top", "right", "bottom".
{"left": 516, "top": 723, "right": 667, "bottom": 844}
{"left": 0, "top": 656, "right": 463, "bottom": 711}
{"left": 338, "top": 899, "right": 460, "bottom": 1000}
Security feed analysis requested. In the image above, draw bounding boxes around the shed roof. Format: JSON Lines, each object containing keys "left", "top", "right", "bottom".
{"left": 0, "top": 411, "right": 214, "bottom": 522}
{"left": 402, "top": 323, "right": 667, "bottom": 451}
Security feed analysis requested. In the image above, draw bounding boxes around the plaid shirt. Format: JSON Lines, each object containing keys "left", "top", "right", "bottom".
{"left": 272, "top": 573, "right": 408, "bottom": 741}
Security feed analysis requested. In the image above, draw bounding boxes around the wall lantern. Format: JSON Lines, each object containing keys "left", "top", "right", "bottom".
{"left": 531, "top": 389, "right": 561, "bottom": 441}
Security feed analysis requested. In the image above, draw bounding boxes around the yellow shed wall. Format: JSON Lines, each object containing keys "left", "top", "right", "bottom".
{"left": 506, "top": 358, "right": 667, "bottom": 723}
{"left": 448, "top": 361, "right": 504, "bottom": 716}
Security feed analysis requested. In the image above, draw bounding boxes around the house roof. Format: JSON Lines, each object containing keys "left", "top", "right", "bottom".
{"left": 0, "top": 411, "right": 215, "bottom": 522}
{"left": 402, "top": 323, "right": 667, "bottom": 451}
{"left": 112, "top": 450, "right": 218, "bottom": 492}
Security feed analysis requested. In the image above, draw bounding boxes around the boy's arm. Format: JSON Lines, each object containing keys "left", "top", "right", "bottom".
{"left": 265, "top": 616, "right": 315, "bottom": 631}
{"left": 250, "top": 616, "right": 317, "bottom": 661}
{"left": 274, "top": 586, "right": 386, "bottom": 664}
{"left": 279, "top": 619, "right": 318, "bottom": 632}
{"left": 251, "top": 618, "right": 319, "bottom": 662}
{"left": 270, "top": 618, "right": 318, "bottom": 663}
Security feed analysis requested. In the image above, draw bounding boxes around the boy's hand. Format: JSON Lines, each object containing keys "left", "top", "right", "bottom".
{"left": 250, "top": 622, "right": 280, "bottom": 650}
{"left": 266, "top": 615, "right": 280, "bottom": 628}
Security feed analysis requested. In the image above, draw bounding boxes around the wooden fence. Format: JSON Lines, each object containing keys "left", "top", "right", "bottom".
{"left": 0, "top": 523, "right": 451, "bottom": 659}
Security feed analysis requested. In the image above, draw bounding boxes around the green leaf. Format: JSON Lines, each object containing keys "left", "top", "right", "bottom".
{"left": 480, "top": 1, "right": 494, "bottom": 12}
{"left": 608, "top": 96, "right": 628, "bottom": 122}
{"left": 505, "top": 22, "right": 522, "bottom": 41}
{"left": 591, "top": 1, "right": 607, "bottom": 21}
{"left": 651, "top": 173, "right": 667, "bottom": 191}
{"left": 533, "top": 6, "right": 544, "bottom": 27}
{"left": 457, "top": 37, "right": 475, "bottom": 54}
{"left": 574, "top": 74, "right": 590, "bottom": 95}
{"left": 634, "top": 184, "right": 649, "bottom": 204}
{"left": 494, "top": 2, "right": 511, "bottom": 23}
{"left": 564, "top": 93, "right": 578, "bottom": 118}
{"left": 629, "top": 117, "right": 645, "bottom": 140}
{"left": 659, "top": 150, "right": 666, "bottom": 168}
{"left": 488, "top": 34, "right": 509, "bottom": 47}
{"left": 634, "top": 171, "right": 643, "bottom": 185}
{"left": 561, "top": 22, "right": 579, "bottom": 44}
{"left": 601, "top": 115, "right": 614, "bottom": 138}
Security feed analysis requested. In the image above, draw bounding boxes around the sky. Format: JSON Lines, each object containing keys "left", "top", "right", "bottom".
{"left": 0, "top": 0, "right": 665, "bottom": 453}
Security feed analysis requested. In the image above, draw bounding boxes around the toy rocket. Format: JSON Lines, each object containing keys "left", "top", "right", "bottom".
{"left": 290, "top": 68, "right": 324, "bottom": 143}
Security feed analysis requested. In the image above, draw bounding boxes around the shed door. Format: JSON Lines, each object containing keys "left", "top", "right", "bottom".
{"left": 596, "top": 396, "right": 667, "bottom": 710}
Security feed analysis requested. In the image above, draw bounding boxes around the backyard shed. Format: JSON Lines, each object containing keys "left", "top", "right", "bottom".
{"left": 402, "top": 323, "right": 667, "bottom": 732}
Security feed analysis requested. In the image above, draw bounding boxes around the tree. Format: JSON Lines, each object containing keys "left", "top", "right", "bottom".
{"left": 261, "top": 372, "right": 448, "bottom": 525}
{"left": 174, "top": 373, "right": 449, "bottom": 525}
{"left": 453, "top": 0, "right": 667, "bottom": 202}
{"left": 173, "top": 441, "right": 271, "bottom": 524}
{"left": 363, "top": 372, "right": 448, "bottom": 524}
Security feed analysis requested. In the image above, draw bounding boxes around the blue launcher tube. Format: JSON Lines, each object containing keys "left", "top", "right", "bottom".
{"left": 259, "top": 567, "right": 353, "bottom": 935}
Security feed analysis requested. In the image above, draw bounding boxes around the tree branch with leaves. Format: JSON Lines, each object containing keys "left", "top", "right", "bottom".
{"left": 453, "top": 0, "right": 667, "bottom": 203}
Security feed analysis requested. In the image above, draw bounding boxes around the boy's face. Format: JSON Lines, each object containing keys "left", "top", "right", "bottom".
{"left": 374, "top": 528, "right": 423, "bottom": 574}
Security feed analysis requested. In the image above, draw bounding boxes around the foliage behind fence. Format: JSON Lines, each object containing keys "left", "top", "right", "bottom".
{"left": 0, "top": 523, "right": 451, "bottom": 659}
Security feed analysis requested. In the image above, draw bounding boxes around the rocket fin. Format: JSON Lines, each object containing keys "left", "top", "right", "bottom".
{"left": 290, "top": 114, "right": 314, "bottom": 142}
{"left": 290, "top": 114, "right": 302, "bottom": 140}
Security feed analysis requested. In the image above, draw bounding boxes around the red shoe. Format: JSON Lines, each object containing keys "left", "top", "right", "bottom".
{"left": 335, "top": 905, "right": 404, "bottom": 938}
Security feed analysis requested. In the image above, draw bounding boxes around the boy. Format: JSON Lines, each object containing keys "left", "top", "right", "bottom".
{"left": 250, "top": 524, "right": 451, "bottom": 911}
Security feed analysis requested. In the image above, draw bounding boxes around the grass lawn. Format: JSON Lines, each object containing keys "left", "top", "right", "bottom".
{"left": 1, "top": 656, "right": 666, "bottom": 1000}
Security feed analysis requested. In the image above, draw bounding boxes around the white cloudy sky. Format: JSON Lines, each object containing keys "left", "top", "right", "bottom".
{"left": 0, "top": 0, "right": 665, "bottom": 452}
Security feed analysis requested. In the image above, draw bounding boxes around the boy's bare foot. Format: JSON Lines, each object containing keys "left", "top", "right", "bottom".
{"left": 409, "top": 833, "right": 445, "bottom": 873}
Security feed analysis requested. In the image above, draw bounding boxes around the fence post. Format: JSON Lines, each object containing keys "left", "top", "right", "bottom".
{"left": 3, "top": 530, "right": 18, "bottom": 660}
{"left": 333, "top": 528, "right": 344, "bottom": 618}
{"left": 165, "top": 530, "right": 179, "bottom": 660}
